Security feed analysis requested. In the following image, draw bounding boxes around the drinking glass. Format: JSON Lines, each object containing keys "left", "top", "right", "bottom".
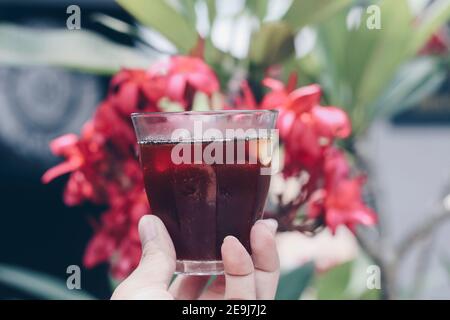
{"left": 132, "top": 110, "right": 278, "bottom": 275}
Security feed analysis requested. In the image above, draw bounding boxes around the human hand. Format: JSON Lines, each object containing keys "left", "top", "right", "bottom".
{"left": 111, "top": 215, "right": 280, "bottom": 300}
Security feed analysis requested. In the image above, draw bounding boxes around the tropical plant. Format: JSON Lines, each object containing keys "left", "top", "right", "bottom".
{"left": 1, "top": 0, "right": 449, "bottom": 300}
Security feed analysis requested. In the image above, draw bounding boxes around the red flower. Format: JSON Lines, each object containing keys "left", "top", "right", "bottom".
{"left": 41, "top": 134, "right": 83, "bottom": 184}
{"left": 92, "top": 100, "right": 136, "bottom": 157}
{"left": 308, "top": 177, "right": 377, "bottom": 233}
{"left": 148, "top": 56, "right": 219, "bottom": 108}
{"left": 261, "top": 76, "right": 374, "bottom": 233}
{"left": 311, "top": 105, "right": 352, "bottom": 139}
{"left": 43, "top": 70, "right": 151, "bottom": 278}
{"left": 260, "top": 72, "right": 298, "bottom": 110}
{"left": 323, "top": 147, "right": 351, "bottom": 188}
{"left": 63, "top": 171, "right": 95, "bottom": 206}
{"left": 83, "top": 229, "right": 117, "bottom": 268}
{"left": 262, "top": 77, "right": 351, "bottom": 176}
{"left": 109, "top": 69, "right": 161, "bottom": 116}
{"left": 307, "top": 148, "right": 377, "bottom": 233}
{"left": 263, "top": 80, "right": 350, "bottom": 141}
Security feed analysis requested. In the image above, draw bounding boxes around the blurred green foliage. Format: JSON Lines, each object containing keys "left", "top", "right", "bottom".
{"left": 1, "top": 0, "right": 448, "bottom": 134}
{"left": 116, "top": 0, "right": 198, "bottom": 52}
{"left": 309, "top": 0, "right": 450, "bottom": 134}
{"left": 275, "top": 262, "right": 315, "bottom": 300}
{"left": 0, "top": 24, "right": 150, "bottom": 74}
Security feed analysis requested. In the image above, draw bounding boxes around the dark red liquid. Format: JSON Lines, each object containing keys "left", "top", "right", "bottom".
{"left": 139, "top": 139, "right": 272, "bottom": 261}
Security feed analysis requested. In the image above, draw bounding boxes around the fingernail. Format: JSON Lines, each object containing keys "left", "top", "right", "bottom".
{"left": 258, "top": 219, "right": 278, "bottom": 234}
{"left": 223, "top": 235, "right": 238, "bottom": 244}
{"left": 222, "top": 236, "right": 240, "bottom": 246}
{"left": 139, "top": 215, "right": 158, "bottom": 245}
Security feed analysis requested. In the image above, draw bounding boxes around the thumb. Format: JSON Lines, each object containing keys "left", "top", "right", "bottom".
{"left": 111, "top": 215, "right": 176, "bottom": 299}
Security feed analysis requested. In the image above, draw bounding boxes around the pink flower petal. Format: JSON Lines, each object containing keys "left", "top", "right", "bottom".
{"left": 312, "top": 106, "right": 351, "bottom": 138}
{"left": 288, "top": 84, "right": 322, "bottom": 113}
{"left": 167, "top": 74, "right": 187, "bottom": 104}
{"left": 262, "top": 77, "right": 285, "bottom": 91}
{"left": 49, "top": 134, "right": 79, "bottom": 156}
{"left": 41, "top": 157, "right": 83, "bottom": 184}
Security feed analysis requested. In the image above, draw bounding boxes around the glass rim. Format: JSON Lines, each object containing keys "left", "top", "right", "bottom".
{"left": 131, "top": 109, "right": 278, "bottom": 118}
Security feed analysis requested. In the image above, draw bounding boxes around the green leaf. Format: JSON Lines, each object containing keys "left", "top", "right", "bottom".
{"left": 249, "top": 21, "right": 295, "bottom": 66}
{"left": 246, "top": 0, "right": 269, "bottom": 21}
{"left": 359, "top": 288, "right": 381, "bottom": 300}
{"left": 314, "top": 0, "right": 450, "bottom": 134}
{"left": 275, "top": 262, "right": 315, "bottom": 300}
{"left": 108, "top": 273, "right": 121, "bottom": 291}
{"left": 373, "top": 57, "right": 447, "bottom": 118}
{"left": 284, "top": 0, "right": 353, "bottom": 31}
{"left": 116, "top": 0, "right": 198, "bottom": 53}
{"left": 205, "top": 0, "right": 217, "bottom": 27}
{"left": 0, "top": 24, "right": 151, "bottom": 75}
{"left": 91, "top": 13, "right": 139, "bottom": 37}
{"left": 345, "top": 253, "right": 381, "bottom": 300}
{"left": 351, "top": 0, "right": 413, "bottom": 130}
{"left": 192, "top": 92, "right": 212, "bottom": 111}
{"left": 0, "top": 263, "right": 95, "bottom": 300}
{"left": 314, "top": 261, "right": 352, "bottom": 300}
{"left": 409, "top": 0, "right": 450, "bottom": 55}
{"left": 179, "top": 0, "right": 198, "bottom": 28}
{"left": 158, "top": 97, "right": 185, "bottom": 112}
{"left": 315, "top": 0, "right": 416, "bottom": 133}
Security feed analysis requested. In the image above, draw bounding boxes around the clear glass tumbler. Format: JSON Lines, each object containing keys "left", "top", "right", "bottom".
{"left": 131, "top": 110, "right": 278, "bottom": 274}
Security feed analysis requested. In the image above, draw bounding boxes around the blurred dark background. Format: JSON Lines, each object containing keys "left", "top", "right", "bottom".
{"left": 0, "top": 0, "right": 137, "bottom": 299}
